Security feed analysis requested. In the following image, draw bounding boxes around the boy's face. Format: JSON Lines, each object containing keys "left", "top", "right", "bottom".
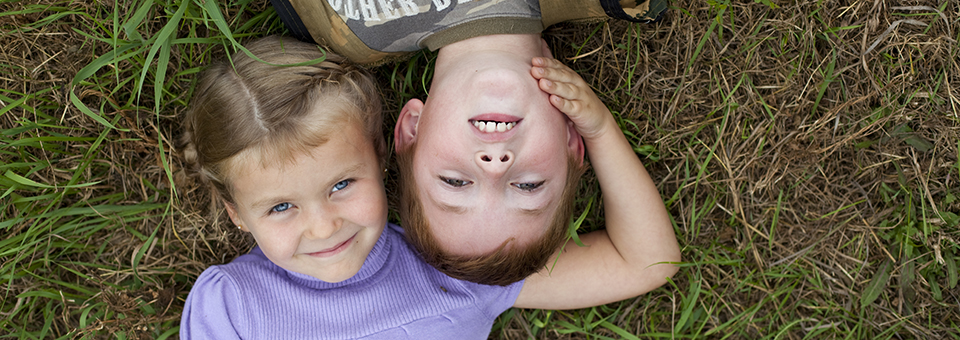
{"left": 395, "top": 52, "right": 583, "bottom": 255}
{"left": 225, "top": 125, "right": 387, "bottom": 282}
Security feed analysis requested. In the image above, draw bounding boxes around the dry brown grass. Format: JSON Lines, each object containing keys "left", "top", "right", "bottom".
{"left": 1, "top": 0, "right": 957, "bottom": 338}
{"left": 513, "top": 1, "right": 960, "bottom": 338}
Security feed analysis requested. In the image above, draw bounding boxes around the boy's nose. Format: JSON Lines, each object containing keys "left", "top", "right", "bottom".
{"left": 475, "top": 150, "right": 514, "bottom": 176}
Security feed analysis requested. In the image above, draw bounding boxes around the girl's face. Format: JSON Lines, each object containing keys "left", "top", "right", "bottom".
{"left": 224, "top": 125, "right": 387, "bottom": 282}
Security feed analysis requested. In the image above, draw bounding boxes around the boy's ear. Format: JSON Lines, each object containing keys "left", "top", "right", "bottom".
{"left": 539, "top": 38, "right": 554, "bottom": 59}
{"left": 395, "top": 99, "right": 423, "bottom": 152}
{"left": 224, "top": 201, "right": 247, "bottom": 232}
{"left": 566, "top": 121, "right": 585, "bottom": 165}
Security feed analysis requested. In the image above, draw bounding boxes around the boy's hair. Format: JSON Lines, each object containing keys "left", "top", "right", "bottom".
{"left": 182, "top": 35, "right": 384, "bottom": 204}
{"left": 396, "top": 141, "right": 586, "bottom": 286}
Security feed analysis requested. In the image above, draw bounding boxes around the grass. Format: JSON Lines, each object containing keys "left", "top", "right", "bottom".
{"left": 1, "top": 0, "right": 959, "bottom": 339}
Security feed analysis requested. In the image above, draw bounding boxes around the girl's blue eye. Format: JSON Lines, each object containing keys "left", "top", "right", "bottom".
{"left": 271, "top": 202, "right": 292, "bottom": 213}
{"left": 332, "top": 179, "right": 352, "bottom": 192}
{"left": 514, "top": 181, "right": 545, "bottom": 192}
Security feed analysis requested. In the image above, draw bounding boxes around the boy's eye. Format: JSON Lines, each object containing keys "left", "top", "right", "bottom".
{"left": 332, "top": 179, "right": 353, "bottom": 192}
{"left": 514, "top": 181, "right": 545, "bottom": 192}
{"left": 271, "top": 202, "right": 293, "bottom": 213}
{"left": 439, "top": 176, "right": 470, "bottom": 187}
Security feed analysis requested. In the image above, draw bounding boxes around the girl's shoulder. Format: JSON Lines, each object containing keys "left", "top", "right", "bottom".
{"left": 180, "top": 248, "right": 291, "bottom": 337}
{"left": 180, "top": 261, "right": 250, "bottom": 337}
{"left": 187, "top": 248, "right": 283, "bottom": 300}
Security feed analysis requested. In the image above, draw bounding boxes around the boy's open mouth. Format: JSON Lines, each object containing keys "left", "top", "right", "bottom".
{"left": 470, "top": 119, "right": 520, "bottom": 133}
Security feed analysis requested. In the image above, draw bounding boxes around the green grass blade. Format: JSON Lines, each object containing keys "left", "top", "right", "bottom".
{"left": 567, "top": 196, "right": 594, "bottom": 247}
{"left": 860, "top": 259, "right": 892, "bottom": 309}
{"left": 4, "top": 170, "right": 100, "bottom": 189}
{"left": 135, "top": 0, "right": 188, "bottom": 106}
{"left": 598, "top": 320, "right": 641, "bottom": 340}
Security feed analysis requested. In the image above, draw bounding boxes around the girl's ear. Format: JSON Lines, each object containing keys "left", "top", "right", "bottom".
{"left": 224, "top": 201, "right": 247, "bottom": 232}
{"left": 395, "top": 99, "right": 423, "bottom": 152}
{"left": 566, "top": 121, "right": 585, "bottom": 165}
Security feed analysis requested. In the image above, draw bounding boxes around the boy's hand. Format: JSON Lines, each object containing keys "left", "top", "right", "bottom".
{"left": 519, "top": 57, "right": 680, "bottom": 310}
{"left": 531, "top": 57, "right": 612, "bottom": 140}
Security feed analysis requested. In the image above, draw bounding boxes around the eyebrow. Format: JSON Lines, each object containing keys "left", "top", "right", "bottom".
{"left": 518, "top": 205, "right": 548, "bottom": 216}
{"left": 250, "top": 191, "right": 289, "bottom": 213}
{"left": 437, "top": 201, "right": 468, "bottom": 214}
{"left": 428, "top": 194, "right": 551, "bottom": 217}
{"left": 249, "top": 195, "right": 289, "bottom": 216}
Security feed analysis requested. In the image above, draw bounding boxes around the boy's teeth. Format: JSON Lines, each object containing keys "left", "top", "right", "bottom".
{"left": 473, "top": 120, "right": 516, "bottom": 133}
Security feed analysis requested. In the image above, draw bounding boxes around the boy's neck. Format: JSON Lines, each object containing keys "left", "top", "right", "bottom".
{"left": 433, "top": 34, "right": 545, "bottom": 85}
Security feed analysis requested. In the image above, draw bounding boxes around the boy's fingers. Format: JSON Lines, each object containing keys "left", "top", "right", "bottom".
{"left": 538, "top": 78, "right": 554, "bottom": 92}
{"left": 532, "top": 57, "right": 562, "bottom": 68}
{"left": 538, "top": 57, "right": 565, "bottom": 68}
{"left": 537, "top": 66, "right": 581, "bottom": 84}
{"left": 551, "top": 95, "right": 581, "bottom": 114}
{"left": 532, "top": 59, "right": 583, "bottom": 81}
{"left": 539, "top": 78, "right": 581, "bottom": 101}
{"left": 531, "top": 66, "right": 548, "bottom": 79}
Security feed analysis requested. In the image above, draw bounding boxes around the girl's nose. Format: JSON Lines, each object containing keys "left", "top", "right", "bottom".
{"left": 475, "top": 150, "right": 514, "bottom": 176}
{"left": 304, "top": 214, "right": 342, "bottom": 240}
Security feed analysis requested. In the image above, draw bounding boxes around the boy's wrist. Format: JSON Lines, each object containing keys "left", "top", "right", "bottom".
{"left": 581, "top": 113, "right": 620, "bottom": 142}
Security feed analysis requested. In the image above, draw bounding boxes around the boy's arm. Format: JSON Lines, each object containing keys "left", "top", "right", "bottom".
{"left": 513, "top": 58, "right": 680, "bottom": 310}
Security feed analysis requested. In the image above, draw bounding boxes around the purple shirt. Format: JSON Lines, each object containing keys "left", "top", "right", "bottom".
{"left": 180, "top": 223, "right": 523, "bottom": 339}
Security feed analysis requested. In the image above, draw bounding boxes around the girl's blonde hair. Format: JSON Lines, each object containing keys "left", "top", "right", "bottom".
{"left": 182, "top": 35, "right": 384, "bottom": 204}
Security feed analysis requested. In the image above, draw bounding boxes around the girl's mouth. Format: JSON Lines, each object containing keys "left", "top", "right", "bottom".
{"left": 307, "top": 234, "right": 356, "bottom": 258}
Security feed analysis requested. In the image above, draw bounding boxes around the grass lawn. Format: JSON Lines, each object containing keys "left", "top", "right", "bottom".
{"left": 1, "top": 0, "right": 958, "bottom": 338}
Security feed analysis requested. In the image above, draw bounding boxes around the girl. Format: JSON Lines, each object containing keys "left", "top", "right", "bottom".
{"left": 180, "top": 35, "right": 679, "bottom": 339}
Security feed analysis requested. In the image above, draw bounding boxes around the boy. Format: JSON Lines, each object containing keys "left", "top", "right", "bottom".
{"left": 272, "top": 0, "right": 670, "bottom": 285}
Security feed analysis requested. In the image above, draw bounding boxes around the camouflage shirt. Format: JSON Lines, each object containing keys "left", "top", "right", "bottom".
{"left": 273, "top": 0, "right": 664, "bottom": 64}
{"left": 328, "top": 0, "right": 542, "bottom": 52}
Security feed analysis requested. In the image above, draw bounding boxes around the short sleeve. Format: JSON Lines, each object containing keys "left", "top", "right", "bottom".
{"left": 180, "top": 266, "right": 244, "bottom": 339}
{"left": 478, "top": 279, "right": 525, "bottom": 319}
